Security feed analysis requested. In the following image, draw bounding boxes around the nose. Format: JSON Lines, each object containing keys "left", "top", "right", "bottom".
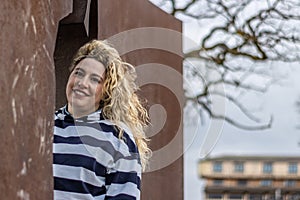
{"left": 77, "top": 76, "right": 89, "bottom": 88}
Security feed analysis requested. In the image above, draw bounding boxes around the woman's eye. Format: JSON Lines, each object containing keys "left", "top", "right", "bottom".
{"left": 74, "top": 71, "right": 84, "bottom": 77}
{"left": 91, "top": 78, "right": 101, "bottom": 83}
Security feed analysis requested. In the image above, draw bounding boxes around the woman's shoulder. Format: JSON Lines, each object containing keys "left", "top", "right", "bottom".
{"left": 99, "top": 120, "right": 133, "bottom": 136}
{"left": 100, "top": 120, "right": 135, "bottom": 139}
{"left": 98, "top": 120, "right": 138, "bottom": 153}
{"left": 74, "top": 116, "right": 137, "bottom": 153}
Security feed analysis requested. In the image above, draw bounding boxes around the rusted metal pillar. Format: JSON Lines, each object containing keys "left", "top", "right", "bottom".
{"left": 0, "top": 1, "right": 71, "bottom": 199}
{"left": 97, "top": 1, "right": 184, "bottom": 199}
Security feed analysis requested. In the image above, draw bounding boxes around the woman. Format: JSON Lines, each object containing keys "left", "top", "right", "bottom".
{"left": 53, "top": 40, "right": 151, "bottom": 200}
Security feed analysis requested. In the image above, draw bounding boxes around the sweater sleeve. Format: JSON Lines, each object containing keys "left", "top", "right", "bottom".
{"left": 103, "top": 131, "right": 142, "bottom": 200}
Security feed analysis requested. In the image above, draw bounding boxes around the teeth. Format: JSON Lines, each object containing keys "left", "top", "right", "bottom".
{"left": 73, "top": 90, "right": 87, "bottom": 96}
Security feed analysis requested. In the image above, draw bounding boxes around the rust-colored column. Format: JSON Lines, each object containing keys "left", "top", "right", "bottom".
{"left": 98, "top": 1, "right": 183, "bottom": 199}
{"left": 0, "top": 1, "right": 71, "bottom": 199}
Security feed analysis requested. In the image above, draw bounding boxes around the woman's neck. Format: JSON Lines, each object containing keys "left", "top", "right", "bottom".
{"left": 67, "top": 103, "right": 96, "bottom": 119}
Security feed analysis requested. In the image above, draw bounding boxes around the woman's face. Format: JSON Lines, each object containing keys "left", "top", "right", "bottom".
{"left": 66, "top": 58, "right": 106, "bottom": 117}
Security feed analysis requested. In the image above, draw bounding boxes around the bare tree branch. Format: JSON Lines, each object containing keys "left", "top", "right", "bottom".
{"left": 187, "top": 97, "right": 273, "bottom": 130}
{"left": 151, "top": 0, "right": 300, "bottom": 130}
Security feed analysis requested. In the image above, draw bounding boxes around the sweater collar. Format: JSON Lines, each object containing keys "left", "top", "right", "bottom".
{"left": 60, "top": 105, "right": 104, "bottom": 122}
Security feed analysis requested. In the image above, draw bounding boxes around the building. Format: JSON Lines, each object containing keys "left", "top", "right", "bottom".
{"left": 199, "top": 156, "right": 300, "bottom": 200}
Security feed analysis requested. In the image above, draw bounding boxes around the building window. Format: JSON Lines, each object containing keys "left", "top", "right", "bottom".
{"left": 288, "top": 162, "right": 298, "bottom": 174}
{"left": 229, "top": 194, "right": 243, "bottom": 199}
{"left": 249, "top": 194, "right": 262, "bottom": 200}
{"left": 213, "top": 179, "right": 223, "bottom": 185}
{"left": 237, "top": 179, "right": 247, "bottom": 186}
{"left": 288, "top": 194, "right": 300, "bottom": 200}
{"left": 213, "top": 161, "right": 222, "bottom": 172}
{"left": 261, "top": 179, "right": 272, "bottom": 187}
{"left": 208, "top": 193, "right": 223, "bottom": 199}
{"left": 284, "top": 180, "right": 296, "bottom": 187}
{"left": 234, "top": 162, "right": 244, "bottom": 173}
{"left": 263, "top": 162, "right": 273, "bottom": 174}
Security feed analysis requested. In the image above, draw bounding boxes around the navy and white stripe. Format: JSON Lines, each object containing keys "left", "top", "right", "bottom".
{"left": 53, "top": 106, "right": 141, "bottom": 200}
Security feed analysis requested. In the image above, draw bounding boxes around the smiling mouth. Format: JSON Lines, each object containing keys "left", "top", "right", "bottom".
{"left": 72, "top": 89, "right": 89, "bottom": 97}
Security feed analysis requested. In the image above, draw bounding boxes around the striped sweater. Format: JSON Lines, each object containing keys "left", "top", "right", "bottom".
{"left": 53, "top": 106, "right": 141, "bottom": 200}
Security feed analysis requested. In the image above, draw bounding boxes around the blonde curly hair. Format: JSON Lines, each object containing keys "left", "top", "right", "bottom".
{"left": 70, "top": 39, "right": 151, "bottom": 170}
